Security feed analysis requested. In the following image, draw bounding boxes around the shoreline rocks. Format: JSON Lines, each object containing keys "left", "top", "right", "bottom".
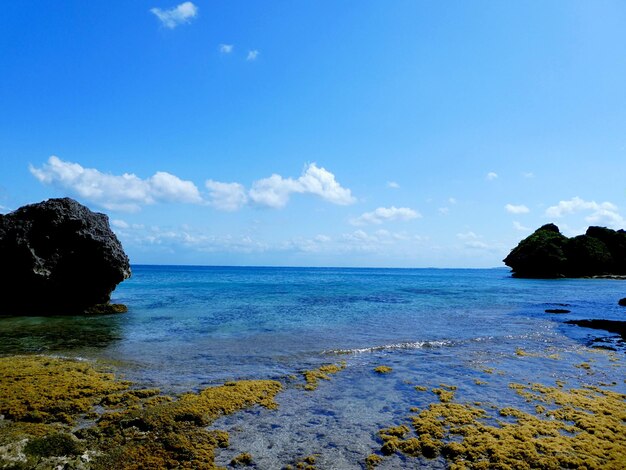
{"left": 504, "top": 224, "right": 626, "bottom": 278}
{"left": 564, "top": 319, "right": 626, "bottom": 340}
{"left": 0, "top": 198, "right": 131, "bottom": 315}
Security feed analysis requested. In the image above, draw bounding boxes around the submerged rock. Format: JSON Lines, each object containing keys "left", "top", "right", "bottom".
{"left": 619, "top": 298, "right": 626, "bottom": 307}
{"left": 504, "top": 224, "right": 626, "bottom": 278}
{"left": 564, "top": 319, "right": 626, "bottom": 340}
{"left": 0, "top": 198, "right": 131, "bottom": 314}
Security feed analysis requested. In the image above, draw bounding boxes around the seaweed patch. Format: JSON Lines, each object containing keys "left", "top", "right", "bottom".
{"left": 372, "top": 380, "right": 626, "bottom": 468}
{"left": 0, "top": 355, "right": 282, "bottom": 470}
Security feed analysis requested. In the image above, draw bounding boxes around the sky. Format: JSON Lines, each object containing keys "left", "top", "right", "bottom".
{"left": 1, "top": 1, "right": 626, "bottom": 268}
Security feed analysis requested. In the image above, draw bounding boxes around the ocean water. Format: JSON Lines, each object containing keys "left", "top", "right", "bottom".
{"left": 2, "top": 266, "right": 625, "bottom": 468}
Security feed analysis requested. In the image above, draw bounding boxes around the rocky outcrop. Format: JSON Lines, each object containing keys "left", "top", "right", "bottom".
{"left": 564, "top": 319, "right": 626, "bottom": 340}
{"left": 504, "top": 224, "right": 626, "bottom": 278}
{"left": 0, "top": 198, "right": 131, "bottom": 314}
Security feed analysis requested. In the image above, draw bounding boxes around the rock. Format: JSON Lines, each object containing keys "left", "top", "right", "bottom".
{"left": 504, "top": 224, "right": 626, "bottom": 278}
{"left": 0, "top": 198, "right": 131, "bottom": 314}
{"left": 619, "top": 298, "right": 626, "bottom": 307}
{"left": 564, "top": 319, "right": 626, "bottom": 340}
{"left": 503, "top": 224, "right": 569, "bottom": 278}
{"left": 545, "top": 309, "right": 571, "bottom": 314}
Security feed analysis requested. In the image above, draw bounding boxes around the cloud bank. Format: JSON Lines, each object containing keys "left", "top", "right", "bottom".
{"left": 31, "top": 157, "right": 354, "bottom": 213}
{"left": 150, "top": 2, "right": 198, "bottom": 29}
{"left": 545, "top": 196, "right": 625, "bottom": 228}
{"left": 30, "top": 156, "right": 202, "bottom": 211}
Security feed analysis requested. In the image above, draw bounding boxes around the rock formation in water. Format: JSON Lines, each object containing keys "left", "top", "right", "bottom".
{"left": 0, "top": 198, "right": 131, "bottom": 314}
{"left": 503, "top": 224, "right": 626, "bottom": 278}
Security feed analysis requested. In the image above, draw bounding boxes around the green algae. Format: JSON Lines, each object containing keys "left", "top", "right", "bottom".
{"left": 432, "top": 387, "right": 455, "bottom": 403}
{"left": 83, "top": 303, "right": 128, "bottom": 315}
{"left": 230, "top": 452, "right": 253, "bottom": 466}
{"left": 373, "top": 379, "right": 626, "bottom": 469}
{"left": 373, "top": 365, "right": 393, "bottom": 374}
{"left": 364, "top": 453, "right": 383, "bottom": 468}
{"left": 0, "top": 355, "right": 130, "bottom": 425}
{"left": 23, "top": 432, "right": 84, "bottom": 458}
{"left": 0, "top": 355, "right": 283, "bottom": 470}
{"left": 284, "top": 454, "right": 318, "bottom": 470}
{"left": 301, "top": 362, "right": 346, "bottom": 391}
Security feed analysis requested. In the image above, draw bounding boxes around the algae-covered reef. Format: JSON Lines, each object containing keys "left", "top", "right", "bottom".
{"left": 0, "top": 355, "right": 282, "bottom": 469}
{"left": 373, "top": 379, "right": 626, "bottom": 468}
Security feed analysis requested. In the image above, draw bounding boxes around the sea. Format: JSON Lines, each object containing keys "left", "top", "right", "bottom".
{"left": 1, "top": 265, "right": 625, "bottom": 468}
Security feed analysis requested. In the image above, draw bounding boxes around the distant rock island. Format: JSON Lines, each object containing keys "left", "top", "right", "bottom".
{"left": 503, "top": 223, "right": 626, "bottom": 278}
{"left": 0, "top": 198, "right": 131, "bottom": 314}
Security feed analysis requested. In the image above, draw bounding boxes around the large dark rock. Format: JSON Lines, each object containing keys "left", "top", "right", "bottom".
{"left": 504, "top": 224, "right": 626, "bottom": 278}
{"left": 503, "top": 224, "right": 569, "bottom": 278}
{"left": 0, "top": 198, "right": 131, "bottom": 314}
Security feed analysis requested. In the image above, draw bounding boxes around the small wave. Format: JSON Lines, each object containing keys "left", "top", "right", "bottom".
{"left": 324, "top": 340, "right": 453, "bottom": 355}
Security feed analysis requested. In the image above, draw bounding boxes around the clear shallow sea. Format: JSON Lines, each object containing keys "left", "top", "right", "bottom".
{"left": 2, "top": 266, "right": 625, "bottom": 468}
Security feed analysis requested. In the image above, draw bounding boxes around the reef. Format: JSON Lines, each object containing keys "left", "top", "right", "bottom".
{"left": 619, "top": 297, "right": 626, "bottom": 307}
{"left": 0, "top": 198, "right": 131, "bottom": 315}
{"left": 503, "top": 223, "right": 626, "bottom": 278}
{"left": 373, "top": 379, "right": 626, "bottom": 468}
{"left": 0, "top": 355, "right": 282, "bottom": 469}
{"left": 373, "top": 365, "right": 393, "bottom": 374}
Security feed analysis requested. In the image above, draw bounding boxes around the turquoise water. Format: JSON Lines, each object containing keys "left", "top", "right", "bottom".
{"left": 2, "top": 266, "right": 625, "bottom": 468}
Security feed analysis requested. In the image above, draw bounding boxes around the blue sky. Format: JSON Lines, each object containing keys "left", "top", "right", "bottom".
{"left": 1, "top": 1, "right": 625, "bottom": 267}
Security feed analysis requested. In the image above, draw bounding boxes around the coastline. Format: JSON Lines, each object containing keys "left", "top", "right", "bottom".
{"left": 2, "top": 267, "right": 626, "bottom": 468}
{"left": 2, "top": 338, "right": 624, "bottom": 469}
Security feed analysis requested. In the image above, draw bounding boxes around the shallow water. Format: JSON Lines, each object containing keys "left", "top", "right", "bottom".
{"left": 1, "top": 266, "right": 625, "bottom": 468}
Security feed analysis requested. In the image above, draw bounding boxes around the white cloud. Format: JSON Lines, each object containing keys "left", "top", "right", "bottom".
{"left": 505, "top": 203, "right": 530, "bottom": 214}
{"left": 249, "top": 163, "right": 355, "bottom": 208}
{"left": 219, "top": 44, "right": 233, "bottom": 54}
{"left": 112, "top": 219, "right": 130, "bottom": 229}
{"left": 387, "top": 181, "right": 400, "bottom": 189}
{"left": 486, "top": 172, "right": 498, "bottom": 181}
{"left": 150, "top": 2, "right": 198, "bottom": 29}
{"left": 522, "top": 172, "right": 535, "bottom": 178}
{"left": 545, "top": 196, "right": 625, "bottom": 228}
{"left": 457, "top": 231, "right": 491, "bottom": 250}
{"left": 448, "top": 197, "right": 457, "bottom": 204}
{"left": 513, "top": 221, "right": 530, "bottom": 231}
{"left": 30, "top": 156, "right": 202, "bottom": 212}
{"left": 205, "top": 180, "right": 248, "bottom": 211}
{"left": 246, "top": 50, "right": 259, "bottom": 61}
{"left": 351, "top": 206, "right": 420, "bottom": 226}
{"left": 31, "top": 158, "right": 354, "bottom": 213}
{"left": 116, "top": 223, "right": 269, "bottom": 254}
{"left": 457, "top": 231, "right": 480, "bottom": 241}
{"left": 438, "top": 207, "right": 449, "bottom": 215}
